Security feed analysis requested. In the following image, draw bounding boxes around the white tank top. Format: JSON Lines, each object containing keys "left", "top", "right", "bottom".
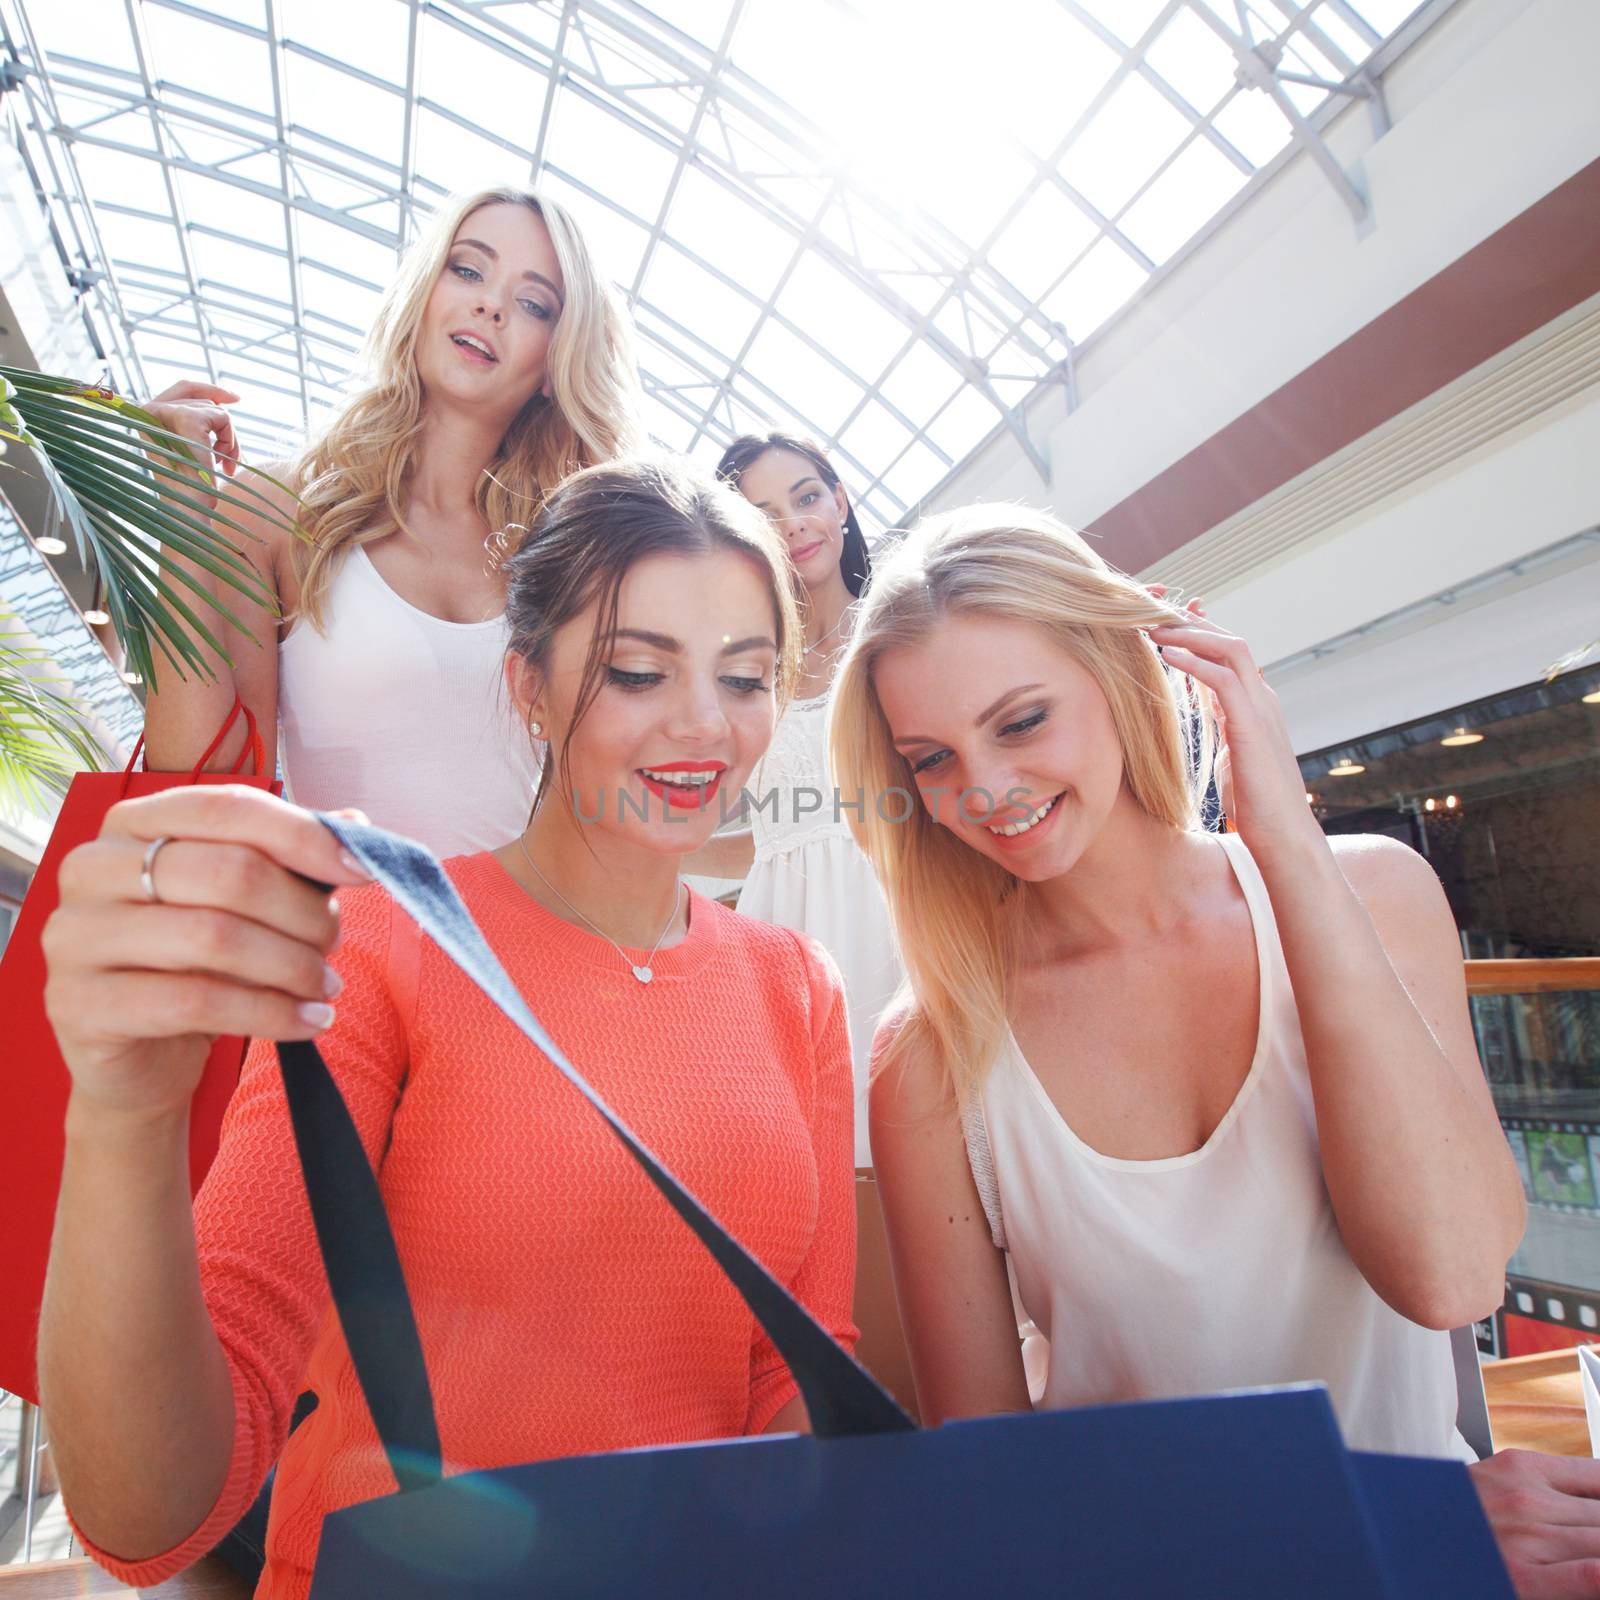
{"left": 962, "top": 831, "right": 1469, "bottom": 1459}
{"left": 277, "top": 546, "right": 538, "bottom": 859}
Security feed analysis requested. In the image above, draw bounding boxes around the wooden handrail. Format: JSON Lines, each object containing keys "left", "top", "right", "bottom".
{"left": 1465, "top": 958, "right": 1600, "bottom": 996}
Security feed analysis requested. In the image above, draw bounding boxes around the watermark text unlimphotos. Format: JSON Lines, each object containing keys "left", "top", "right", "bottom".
{"left": 573, "top": 784, "right": 1035, "bottom": 825}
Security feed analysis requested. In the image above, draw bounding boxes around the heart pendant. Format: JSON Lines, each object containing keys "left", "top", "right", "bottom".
{"left": 632, "top": 965, "right": 653, "bottom": 984}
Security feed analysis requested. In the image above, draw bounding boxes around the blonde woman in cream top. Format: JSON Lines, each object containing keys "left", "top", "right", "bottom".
{"left": 959, "top": 827, "right": 1469, "bottom": 1458}
{"left": 822, "top": 507, "right": 1600, "bottom": 1596}
{"left": 836, "top": 549, "right": 1521, "bottom": 1451}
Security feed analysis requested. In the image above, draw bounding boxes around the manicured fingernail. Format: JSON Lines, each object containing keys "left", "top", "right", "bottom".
{"left": 298, "top": 1002, "right": 336, "bottom": 1030}
{"left": 339, "top": 850, "right": 372, "bottom": 880}
{"left": 322, "top": 965, "right": 343, "bottom": 999}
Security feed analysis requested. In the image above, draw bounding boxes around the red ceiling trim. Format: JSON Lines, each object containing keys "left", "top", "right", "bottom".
{"left": 1088, "top": 155, "right": 1600, "bottom": 573}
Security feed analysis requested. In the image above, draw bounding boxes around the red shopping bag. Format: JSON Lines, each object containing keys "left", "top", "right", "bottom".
{"left": 0, "top": 699, "right": 281, "bottom": 1402}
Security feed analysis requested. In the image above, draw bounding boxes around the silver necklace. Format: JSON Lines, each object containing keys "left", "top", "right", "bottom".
{"left": 803, "top": 609, "right": 849, "bottom": 659}
{"left": 516, "top": 836, "right": 683, "bottom": 985}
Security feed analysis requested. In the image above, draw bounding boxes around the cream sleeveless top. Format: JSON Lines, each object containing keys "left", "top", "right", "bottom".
{"left": 962, "top": 831, "right": 1470, "bottom": 1460}
{"left": 277, "top": 547, "right": 538, "bottom": 859}
{"left": 737, "top": 691, "right": 902, "bottom": 1165}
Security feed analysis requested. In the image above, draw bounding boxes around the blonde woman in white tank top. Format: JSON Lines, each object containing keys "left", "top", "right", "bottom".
{"left": 137, "top": 186, "right": 639, "bottom": 858}
{"left": 829, "top": 505, "right": 1600, "bottom": 1596}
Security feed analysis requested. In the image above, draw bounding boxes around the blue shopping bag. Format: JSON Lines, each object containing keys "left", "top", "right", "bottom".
{"left": 281, "top": 818, "right": 1514, "bottom": 1599}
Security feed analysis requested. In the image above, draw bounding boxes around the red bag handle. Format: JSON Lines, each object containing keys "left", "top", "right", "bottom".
{"left": 120, "top": 695, "right": 270, "bottom": 797}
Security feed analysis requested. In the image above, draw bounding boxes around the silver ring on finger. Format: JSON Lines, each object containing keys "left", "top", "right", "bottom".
{"left": 140, "top": 835, "right": 174, "bottom": 904}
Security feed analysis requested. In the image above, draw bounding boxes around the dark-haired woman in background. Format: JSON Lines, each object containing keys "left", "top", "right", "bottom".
{"left": 38, "top": 458, "right": 857, "bottom": 1600}
{"left": 688, "top": 433, "right": 900, "bottom": 1166}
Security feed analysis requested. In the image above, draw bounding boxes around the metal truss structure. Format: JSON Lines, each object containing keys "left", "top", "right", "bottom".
{"left": 0, "top": 0, "right": 1455, "bottom": 537}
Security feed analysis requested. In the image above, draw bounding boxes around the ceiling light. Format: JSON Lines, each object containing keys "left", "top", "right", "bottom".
{"left": 1328, "top": 761, "right": 1365, "bottom": 777}
{"left": 1440, "top": 726, "right": 1483, "bottom": 747}
{"left": 84, "top": 575, "right": 110, "bottom": 629}
{"left": 1446, "top": 794, "right": 1459, "bottom": 809}
{"left": 34, "top": 535, "right": 68, "bottom": 556}
{"left": 1305, "top": 792, "right": 1316, "bottom": 804}
{"left": 1583, "top": 689, "right": 1600, "bottom": 705}
{"left": 1424, "top": 797, "right": 1436, "bottom": 812}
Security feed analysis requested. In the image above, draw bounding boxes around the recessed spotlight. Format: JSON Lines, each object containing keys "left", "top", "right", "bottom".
{"left": 35, "top": 535, "right": 68, "bottom": 556}
{"left": 1441, "top": 726, "right": 1483, "bottom": 747}
{"left": 1583, "top": 688, "right": 1600, "bottom": 705}
{"left": 83, "top": 607, "right": 111, "bottom": 626}
{"left": 1305, "top": 792, "right": 1316, "bottom": 804}
{"left": 1424, "top": 797, "right": 1436, "bottom": 812}
{"left": 1328, "top": 761, "right": 1365, "bottom": 777}
{"left": 1446, "top": 794, "right": 1459, "bottom": 809}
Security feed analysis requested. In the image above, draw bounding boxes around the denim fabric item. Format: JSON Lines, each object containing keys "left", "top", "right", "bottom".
{"left": 210, "top": 1393, "right": 319, "bottom": 1583}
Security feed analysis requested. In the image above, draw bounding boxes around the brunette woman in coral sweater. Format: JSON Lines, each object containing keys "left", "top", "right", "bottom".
{"left": 37, "top": 458, "right": 857, "bottom": 1599}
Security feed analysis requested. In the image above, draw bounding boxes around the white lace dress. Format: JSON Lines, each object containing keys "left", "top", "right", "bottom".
{"left": 737, "top": 691, "right": 902, "bottom": 1165}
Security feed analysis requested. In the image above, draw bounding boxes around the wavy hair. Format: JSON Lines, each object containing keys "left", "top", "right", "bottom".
{"left": 504, "top": 456, "right": 802, "bottom": 821}
{"left": 828, "top": 502, "right": 1213, "bottom": 1104}
{"left": 292, "top": 187, "right": 643, "bottom": 627}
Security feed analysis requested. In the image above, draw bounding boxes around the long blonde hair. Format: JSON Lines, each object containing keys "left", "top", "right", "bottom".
{"left": 292, "top": 187, "right": 643, "bottom": 627}
{"left": 828, "top": 502, "right": 1213, "bottom": 1103}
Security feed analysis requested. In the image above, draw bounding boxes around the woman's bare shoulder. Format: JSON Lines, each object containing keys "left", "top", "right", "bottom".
{"left": 236, "top": 459, "right": 303, "bottom": 538}
{"left": 1325, "top": 832, "right": 1440, "bottom": 904}
{"left": 229, "top": 458, "right": 305, "bottom": 598}
{"left": 868, "top": 1002, "right": 953, "bottom": 1127}
{"left": 1324, "top": 832, "right": 1460, "bottom": 969}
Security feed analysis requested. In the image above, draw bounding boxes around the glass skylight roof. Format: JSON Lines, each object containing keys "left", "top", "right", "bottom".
{"left": 0, "top": 0, "right": 1443, "bottom": 536}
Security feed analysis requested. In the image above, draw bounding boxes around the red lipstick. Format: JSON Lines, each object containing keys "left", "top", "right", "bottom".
{"left": 638, "top": 761, "right": 727, "bottom": 811}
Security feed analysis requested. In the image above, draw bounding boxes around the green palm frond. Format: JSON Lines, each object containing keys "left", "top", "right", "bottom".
{"left": 0, "top": 364, "right": 301, "bottom": 691}
{"left": 0, "top": 607, "right": 104, "bottom": 811}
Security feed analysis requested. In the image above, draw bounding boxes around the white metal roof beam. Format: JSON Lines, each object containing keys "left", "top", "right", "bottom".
{"left": 530, "top": 0, "right": 574, "bottom": 188}
{"left": 46, "top": 124, "right": 402, "bottom": 246}
{"left": 1189, "top": 2, "right": 1370, "bottom": 228}
{"left": 262, "top": 0, "right": 311, "bottom": 433}
{"left": 626, "top": 0, "right": 746, "bottom": 304}
{"left": 0, "top": 8, "right": 147, "bottom": 387}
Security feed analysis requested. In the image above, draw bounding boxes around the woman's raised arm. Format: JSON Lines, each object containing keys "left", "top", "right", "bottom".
{"left": 136, "top": 382, "right": 291, "bottom": 773}
{"left": 1149, "top": 612, "right": 1526, "bottom": 1330}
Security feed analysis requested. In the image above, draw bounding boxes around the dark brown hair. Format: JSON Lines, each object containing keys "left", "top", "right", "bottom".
{"left": 505, "top": 455, "right": 802, "bottom": 817}
{"left": 716, "top": 432, "right": 872, "bottom": 598}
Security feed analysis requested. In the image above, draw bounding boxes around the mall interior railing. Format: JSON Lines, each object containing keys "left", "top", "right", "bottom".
{"left": 1465, "top": 959, "right": 1600, "bottom": 1350}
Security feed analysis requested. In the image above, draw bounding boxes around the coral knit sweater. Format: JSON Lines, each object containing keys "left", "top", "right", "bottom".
{"left": 78, "top": 853, "right": 859, "bottom": 1599}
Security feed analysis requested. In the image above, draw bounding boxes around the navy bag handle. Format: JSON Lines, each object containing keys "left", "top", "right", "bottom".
{"left": 276, "top": 817, "right": 913, "bottom": 1496}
